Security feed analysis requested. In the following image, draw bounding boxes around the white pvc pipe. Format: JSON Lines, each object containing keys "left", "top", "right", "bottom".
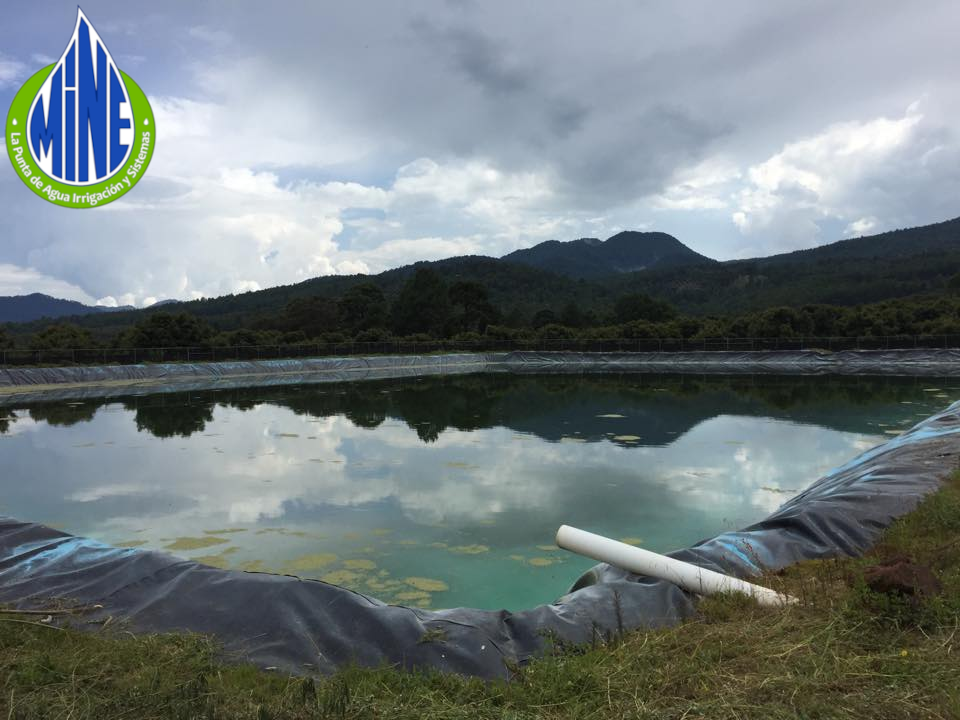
{"left": 556, "top": 525, "right": 796, "bottom": 607}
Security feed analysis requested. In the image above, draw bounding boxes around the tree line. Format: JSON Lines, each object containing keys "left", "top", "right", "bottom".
{"left": 1, "top": 267, "right": 959, "bottom": 352}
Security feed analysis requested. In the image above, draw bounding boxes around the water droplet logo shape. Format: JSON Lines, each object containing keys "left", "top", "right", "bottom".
{"left": 6, "top": 7, "right": 155, "bottom": 207}
{"left": 27, "top": 8, "right": 133, "bottom": 185}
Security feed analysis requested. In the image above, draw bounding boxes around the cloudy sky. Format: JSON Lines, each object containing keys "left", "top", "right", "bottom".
{"left": 1, "top": 1, "right": 958, "bottom": 307}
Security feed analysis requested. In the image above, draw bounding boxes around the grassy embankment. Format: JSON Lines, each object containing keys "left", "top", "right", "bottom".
{"left": 2, "top": 473, "right": 959, "bottom": 719}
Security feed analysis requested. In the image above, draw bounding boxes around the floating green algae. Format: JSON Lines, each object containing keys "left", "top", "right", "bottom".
{"left": 285, "top": 553, "right": 338, "bottom": 571}
{"left": 404, "top": 577, "right": 449, "bottom": 592}
{"left": 114, "top": 540, "right": 148, "bottom": 548}
{"left": 164, "top": 536, "right": 230, "bottom": 551}
{"left": 237, "top": 560, "right": 267, "bottom": 572}
{"left": 322, "top": 569, "right": 362, "bottom": 586}
{"left": 343, "top": 559, "right": 377, "bottom": 570}
{"left": 535, "top": 545, "right": 559, "bottom": 552}
{"left": 619, "top": 537, "right": 643, "bottom": 546}
{"left": 613, "top": 435, "right": 642, "bottom": 442}
{"left": 203, "top": 528, "right": 247, "bottom": 535}
{"left": 395, "top": 590, "right": 431, "bottom": 602}
{"left": 449, "top": 544, "right": 489, "bottom": 555}
{"left": 527, "top": 557, "right": 555, "bottom": 567}
{"left": 193, "top": 549, "right": 239, "bottom": 569}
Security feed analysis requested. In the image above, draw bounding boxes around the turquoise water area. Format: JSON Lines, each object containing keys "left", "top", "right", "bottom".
{"left": 0, "top": 373, "right": 955, "bottom": 610}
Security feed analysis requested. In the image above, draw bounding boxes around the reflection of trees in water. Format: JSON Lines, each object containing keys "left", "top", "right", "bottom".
{"left": 391, "top": 378, "right": 501, "bottom": 442}
{"left": 0, "top": 413, "right": 13, "bottom": 434}
{"left": 28, "top": 402, "right": 99, "bottom": 427}
{"left": 5, "top": 373, "right": 950, "bottom": 441}
{"left": 123, "top": 395, "right": 216, "bottom": 438}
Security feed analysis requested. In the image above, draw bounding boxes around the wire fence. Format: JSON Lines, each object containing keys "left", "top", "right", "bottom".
{"left": 1, "top": 334, "right": 960, "bottom": 367}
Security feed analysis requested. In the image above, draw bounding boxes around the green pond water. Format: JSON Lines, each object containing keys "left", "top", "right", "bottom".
{"left": 0, "top": 373, "right": 956, "bottom": 611}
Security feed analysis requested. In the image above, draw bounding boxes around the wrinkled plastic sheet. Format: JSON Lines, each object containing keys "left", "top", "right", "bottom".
{"left": 2, "top": 393, "right": 959, "bottom": 679}
{"left": 0, "top": 354, "right": 492, "bottom": 405}
{"left": 501, "top": 349, "right": 960, "bottom": 376}
{"left": 2, "top": 349, "right": 959, "bottom": 405}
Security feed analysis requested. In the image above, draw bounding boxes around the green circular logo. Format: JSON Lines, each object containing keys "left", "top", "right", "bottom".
{"left": 5, "top": 10, "right": 156, "bottom": 209}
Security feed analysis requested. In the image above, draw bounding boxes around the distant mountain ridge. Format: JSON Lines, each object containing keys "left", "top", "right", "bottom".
{"left": 0, "top": 293, "right": 140, "bottom": 324}
{"left": 2, "top": 216, "right": 958, "bottom": 335}
{"left": 500, "top": 230, "right": 715, "bottom": 278}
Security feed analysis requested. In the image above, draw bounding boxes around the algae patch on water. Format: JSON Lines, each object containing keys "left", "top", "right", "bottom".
{"left": 449, "top": 544, "right": 489, "bottom": 555}
{"left": 194, "top": 548, "right": 239, "bottom": 569}
{"left": 343, "top": 559, "right": 377, "bottom": 570}
{"left": 114, "top": 540, "right": 148, "bottom": 548}
{"left": 203, "top": 528, "right": 247, "bottom": 535}
{"left": 284, "top": 553, "right": 339, "bottom": 572}
{"left": 404, "top": 577, "right": 449, "bottom": 592}
{"left": 237, "top": 560, "right": 267, "bottom": 572}
{"left": 527, "top": 557, "right": 556, "bottom": 567}
{"left": 322, "top": 569, "right": 362, "bottom": 586}
{"left": 164, "top": 536, "right": 230, "bottom": 551}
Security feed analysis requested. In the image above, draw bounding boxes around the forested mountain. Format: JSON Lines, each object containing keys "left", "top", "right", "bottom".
{"left": 606, "top": 217, "right": 960, "bottom": 314}
{"left": 500, "top": 231, "right": 714, "bottom": 278}
{"left": 3, "top": 216, "right": 959, "bottom": 342}
{"left": 0, "top": 293, "right": 135, "bottom": 323}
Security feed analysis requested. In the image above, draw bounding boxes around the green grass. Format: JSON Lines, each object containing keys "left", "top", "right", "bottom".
{"left": 2, "top": 474, "right": 960, "bottom": 719}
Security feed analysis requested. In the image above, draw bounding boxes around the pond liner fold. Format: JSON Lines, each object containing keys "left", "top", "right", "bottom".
{"left": 1, "top": 392, "right": 959, "bottom": 679}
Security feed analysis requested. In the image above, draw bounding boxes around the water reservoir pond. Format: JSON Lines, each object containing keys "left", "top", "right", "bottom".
{"left": 1, "top": 373, "right": 956, "bottom": 611}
